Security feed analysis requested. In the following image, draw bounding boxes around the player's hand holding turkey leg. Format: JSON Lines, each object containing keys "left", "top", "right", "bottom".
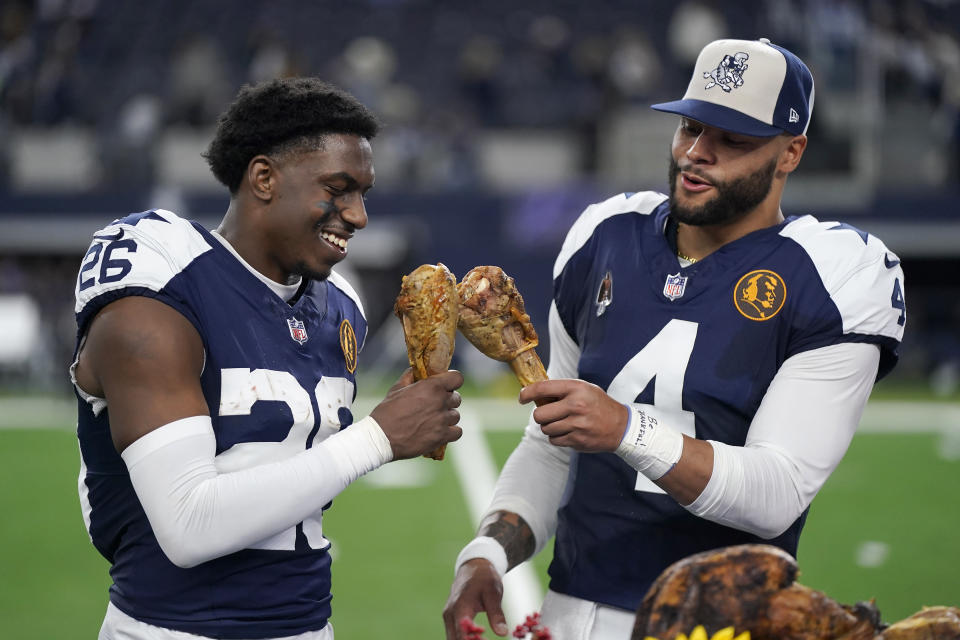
{"left": 370, "top": 368, "right": 464, "bottom": 460}
{"left": 522, "top": 379, "right": 710, "bottom": 502}
{"left": 519, "top": 379, "right": 629, "bottom": 452}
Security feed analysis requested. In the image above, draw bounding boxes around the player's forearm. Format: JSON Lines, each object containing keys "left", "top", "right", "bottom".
{"left": 615, "top": 408, "right": 804, "bottom": 537}
{"left": 685, "top": 441, "right": 805, "bottom": 538}
{"left": 455, "top": 299, "right": 576, "bottom": 573}
{"left": 653, "top": 436, "right": 714, "bottom": 505}
{"left": 476, "top": 511, "right": 536, "bottom": 570}
{"left": 484, "top": 420, "right": 570, "bottom": 555}
{"left": 456, "top": 416, "right": 570, "bottom": 575}
{"left": 685, "top": 343, "right": 880, "bottom": 537}
{"left": 124, "top": 415, "right": 392, "bottom": 567}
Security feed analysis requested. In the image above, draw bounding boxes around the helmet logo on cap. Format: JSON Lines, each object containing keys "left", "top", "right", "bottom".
{"left": 704, "top": 52, "right": 749, "bottom": 93}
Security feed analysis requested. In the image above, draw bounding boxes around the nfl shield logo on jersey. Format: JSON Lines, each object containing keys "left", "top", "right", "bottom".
{"left": 287, "top": 317, "right": 308, "bottom": 344}
{"left": 663, "top": 273, "right": 688, "bottom": 301}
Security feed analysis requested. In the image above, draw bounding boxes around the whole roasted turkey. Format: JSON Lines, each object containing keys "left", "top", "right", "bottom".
{"left": 393, "top": 263, "right": 459, "bottom": 460}
{"left": 633, "top": 544, "right": 960, "bottom": 640}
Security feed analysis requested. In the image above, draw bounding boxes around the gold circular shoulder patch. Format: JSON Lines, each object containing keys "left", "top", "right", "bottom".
{"left": 734, "top": 269, "right": 787, "bottom": 321}
{"left": 339, "top": 319, "right": 358, "bottom": 373}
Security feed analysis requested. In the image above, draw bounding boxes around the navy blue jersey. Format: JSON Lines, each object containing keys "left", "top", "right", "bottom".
{"left": 73, "top": 209, "right": 367, "bottom": 638}
{"left": 547, "top": 192, "right": 904, "bottom": 610}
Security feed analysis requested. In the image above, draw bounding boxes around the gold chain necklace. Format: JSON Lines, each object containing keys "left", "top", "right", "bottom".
{"left": 672, "top": 218, "right": 699, "bottom": 263}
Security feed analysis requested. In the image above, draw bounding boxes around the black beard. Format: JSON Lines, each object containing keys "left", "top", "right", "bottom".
{"left": 668, "top": 156, "right": 777, "bottom": 226}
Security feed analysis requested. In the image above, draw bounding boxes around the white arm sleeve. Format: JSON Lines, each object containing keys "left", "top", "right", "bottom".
{"left": 122, "top": 415, "right": 393, "bottom": 568}
{"left": 481, "top": 302, "right": 577, "bottom": 557}
{"left": 686, "top": 342, "right": 880, "bottom": 538}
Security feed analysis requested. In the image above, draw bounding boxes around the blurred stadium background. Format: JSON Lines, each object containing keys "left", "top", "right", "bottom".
{"left": 1, "top": 0, "right": 958, "bottom": 638}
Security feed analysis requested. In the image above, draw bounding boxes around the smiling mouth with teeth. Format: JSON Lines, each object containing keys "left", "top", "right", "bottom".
{"left": 320, "top": 231, "right": 349, "bottom": 251}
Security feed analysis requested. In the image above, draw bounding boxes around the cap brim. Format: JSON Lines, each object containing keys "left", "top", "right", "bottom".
{"left": 651, "top": 99, "right": 784, "bottom": 137}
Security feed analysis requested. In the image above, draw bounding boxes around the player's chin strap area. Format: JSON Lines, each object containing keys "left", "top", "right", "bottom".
{"left": 122, "top": 415, "right": 392, "bottom": 568}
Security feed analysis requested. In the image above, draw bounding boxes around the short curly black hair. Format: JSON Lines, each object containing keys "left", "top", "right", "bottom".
{"left": 203, "top": 77, "right": 380, "bottom": 193}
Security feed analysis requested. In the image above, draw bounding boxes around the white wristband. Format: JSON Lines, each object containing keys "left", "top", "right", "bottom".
{"left": 455, "top": 536, "right": 509, "bottom": 578}
{"left": 615, "top": 403, "right": 684, "bottom": 480}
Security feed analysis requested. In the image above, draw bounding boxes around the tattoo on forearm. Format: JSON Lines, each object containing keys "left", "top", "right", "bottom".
{"left": 478, "top": 511, "right": 535, "bottom": 570}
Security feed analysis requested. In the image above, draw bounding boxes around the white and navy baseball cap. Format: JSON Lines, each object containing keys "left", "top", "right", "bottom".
{"left": 651, "top": 38, "right": 814, "bottom": 137}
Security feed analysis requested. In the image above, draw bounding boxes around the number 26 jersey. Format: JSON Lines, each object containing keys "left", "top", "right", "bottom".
{"left": 73, "top": 209, "right": 367, "bottom": 638}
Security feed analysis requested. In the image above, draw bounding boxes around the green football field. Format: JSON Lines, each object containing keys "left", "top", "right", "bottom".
{"left": 1, "top": 387, "right": 958, "bottom": 639}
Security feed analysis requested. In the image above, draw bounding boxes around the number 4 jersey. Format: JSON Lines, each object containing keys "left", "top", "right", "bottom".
{"left": 548, "top": 192, "right": 904, "bottom": 610}
{"left": 72, "top": 209, "right": 367, "bottom": 638}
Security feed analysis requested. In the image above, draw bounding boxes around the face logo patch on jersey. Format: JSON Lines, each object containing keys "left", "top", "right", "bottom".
{"left": 734, "top": 269, "right": 786, "bottom": 321}
{"left": 663, "top": 273, "right": 688, "bottom": 301}
{"left": 340, "top": 319, "right": 358, "bottom": 373}
{"left": 595, "top": 270, "right": 613, "bottom": 316}
{"left": 287, "top": 317, "right": 309, "bottom": 344}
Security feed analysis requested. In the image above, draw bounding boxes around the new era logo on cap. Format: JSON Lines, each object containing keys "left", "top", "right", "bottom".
{"left": 651, "top": 38, "right": 814, "bottom": 137}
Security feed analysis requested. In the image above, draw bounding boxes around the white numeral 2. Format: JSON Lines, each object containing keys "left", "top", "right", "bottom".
{"left": 218, "top": 368, "right": 353, "bottom": 549}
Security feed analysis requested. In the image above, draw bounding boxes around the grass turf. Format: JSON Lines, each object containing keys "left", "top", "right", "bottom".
{"left": 1, "top": 398, "right": 957, "bottom": 638}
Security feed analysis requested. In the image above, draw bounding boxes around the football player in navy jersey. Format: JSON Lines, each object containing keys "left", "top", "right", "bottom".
{"left": 72, "top": 77, "right": 463, "bottom": 640}
{"left": 444, "top": 39, "right": 906, "bottom": 639}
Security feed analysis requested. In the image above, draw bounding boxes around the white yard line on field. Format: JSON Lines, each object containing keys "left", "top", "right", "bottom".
{"left": 0, "top": 396, "right": 76, "bottom": 429}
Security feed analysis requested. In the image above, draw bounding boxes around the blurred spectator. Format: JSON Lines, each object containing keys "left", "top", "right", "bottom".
{"left": 165, "top": 34, "right": 231, "bottom": 127}
{"left": 97, "top": 92, "right": 162, "bottom": 189}
{"left": 31, "top": 19, "right": 82, "bottom": 124}
{"left": 870, "top": 0, "right": 940, "bottom": 104}
{"left": 333, "top": 35, "right": 397, "bottom": 112}
{"left": 667, "top": 1, "right": 729, "bottom": 70}
{"left": 457, "top": 34, "right": 505, "bottom": 125}
{"left": 925, "top": 25, "right": 960, "bottom": 179}
{"left": 606, "top": 27, "right": 661, "bottom": 101}
{"left": 806, "top": 0, "right": 867, "bottom": 89}
{"left": 761, "top": 0, "right": 806, "bottom": 52}
{"left": 246, "top": 30, "right": 304, "bottom": 84}
{"left": 0, "top": 1, "right": 37, "bottom": 124}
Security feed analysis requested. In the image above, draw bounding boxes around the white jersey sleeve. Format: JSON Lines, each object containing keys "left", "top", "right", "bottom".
{"left": 780, "top": 215, "right": 905, "bottom": 377}
{"left": 482, "top": 302, "right": 578, "bottom": 554}
{"left": 122, "top": 414, "right": 392, "bottom": 568}
{"left": 687, "top": 341, "right": 880, "bottom": 538}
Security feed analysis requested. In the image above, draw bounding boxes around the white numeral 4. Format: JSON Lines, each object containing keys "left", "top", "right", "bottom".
{"left": 606, "top": 320, "right": 697, "bottom": 493}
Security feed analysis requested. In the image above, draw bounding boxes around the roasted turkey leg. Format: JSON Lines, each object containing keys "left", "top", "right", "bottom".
{"left": 393, "top": 263, "right": 459, "bottom": 460}
{"left": 457, "top": 266, "right": 548, "bottom": 390}
{"left": 877, "top": 606, "right": 960, "bottom": 640}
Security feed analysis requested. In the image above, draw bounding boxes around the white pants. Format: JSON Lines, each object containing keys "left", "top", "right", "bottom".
{"left": 539, "top": 590, "right": 636, "bottom": 640}
{"left": 99, "top": 602, "right": 334, "bottom": 640}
